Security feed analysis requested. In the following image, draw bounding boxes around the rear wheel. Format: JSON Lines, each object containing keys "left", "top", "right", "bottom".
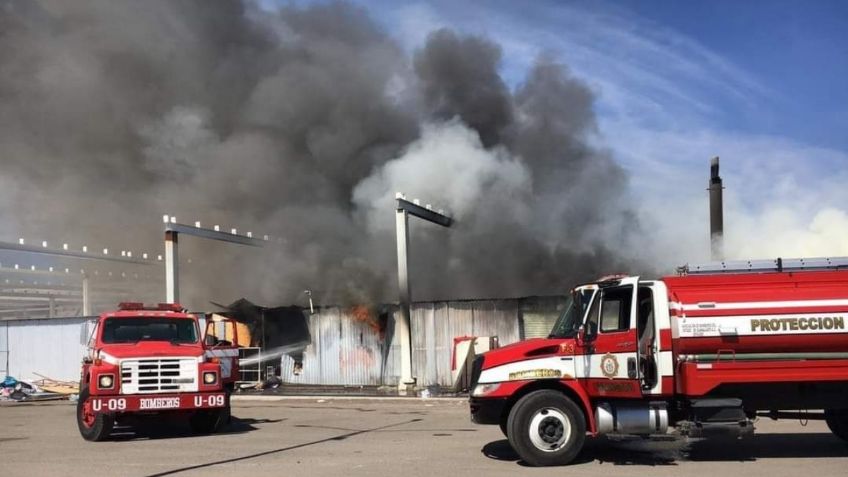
{"left": 824, "top": 409, "right": 848, "bottom": 441}
{"left": 77, "top": 387, "right": 114, "bottom": 441}
{"left": 506, "top": 390, "right": 586, "bottom": 466}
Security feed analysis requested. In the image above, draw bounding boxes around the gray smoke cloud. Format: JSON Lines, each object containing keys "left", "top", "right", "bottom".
{"left": 0, "top": 0, "right": 646, "bottom": 310}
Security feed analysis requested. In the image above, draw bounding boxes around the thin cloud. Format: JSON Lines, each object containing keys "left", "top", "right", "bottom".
{"left": 381, "top": 0, "right": 773, "bottom": 127}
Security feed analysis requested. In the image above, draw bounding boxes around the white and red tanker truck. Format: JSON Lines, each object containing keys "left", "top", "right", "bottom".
{"left": 469, "top": 257, "right": 848, "bottom": 466}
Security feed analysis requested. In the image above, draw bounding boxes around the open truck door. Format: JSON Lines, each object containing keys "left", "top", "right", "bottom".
{"left": 204, "top": 317, "right": 241, "bottom": 388}
{"left": 577, "top": 276, "right": 643, "bottom": 398}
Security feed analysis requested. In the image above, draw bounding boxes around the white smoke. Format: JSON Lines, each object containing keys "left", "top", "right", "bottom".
{"left": 609, "top": 124, "right": 848, "bottom": 272}
{"left": 726, "top": 207, "right": 848, "bottom": 259}
{"left": 352, "top": 119, "right": 531, "bottom": 230}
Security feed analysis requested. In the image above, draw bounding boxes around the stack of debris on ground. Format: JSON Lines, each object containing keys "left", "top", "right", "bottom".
{"left": 0, "top": 374, "right": 79, "bottom": 402}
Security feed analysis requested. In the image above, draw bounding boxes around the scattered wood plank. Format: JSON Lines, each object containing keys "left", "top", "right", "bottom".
{"left": 32, "top": 372, "right": 80, "bottom": 396}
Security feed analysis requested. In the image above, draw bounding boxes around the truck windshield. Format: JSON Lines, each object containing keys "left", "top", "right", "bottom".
{"left": 101, "top": 317, "right": 198, "bottom": 344}
{"left": 548, "top": 289, "right": 594, "bottom": 338}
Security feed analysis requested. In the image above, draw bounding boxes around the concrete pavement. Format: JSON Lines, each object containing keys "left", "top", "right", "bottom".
{"left": 0, "top": 398, "right": 846, "bottom": 476}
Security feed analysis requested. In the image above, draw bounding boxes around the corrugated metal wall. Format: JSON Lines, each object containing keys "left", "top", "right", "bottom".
{"left": 280, "top": 307, "right": 401, "bottom": 386}
{"left": 2, "top": 317, "right": 90, "bottom": 382}
{"left": 410, "top": 299, "right": 524, "bottom": 387}
{"left": 282, "top": 296, "right": 563, "bottom": 387}
{"left": 1, "top": 296, "right": 565, "bottom": 387}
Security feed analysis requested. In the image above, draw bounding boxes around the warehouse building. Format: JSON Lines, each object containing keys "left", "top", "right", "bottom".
{"left": 1, "top": 296, "right": 564, "bottom": 387}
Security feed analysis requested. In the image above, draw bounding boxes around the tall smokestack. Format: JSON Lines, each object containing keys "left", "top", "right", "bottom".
{"left": 709, "top": 156, "right": 724, "bottom": 260}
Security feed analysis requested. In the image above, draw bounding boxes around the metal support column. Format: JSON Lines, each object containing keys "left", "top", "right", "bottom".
{"left": 82, "top": 274, "right": 91, "bottom": 316}
{"left": 165, "top": 230, "right": 179, "bottom": 304}
{"left": 395, "top": 208, "right": 413, "bottom": 392}
{"left": 394, "top": 195, "right": 452, "bottom": 395}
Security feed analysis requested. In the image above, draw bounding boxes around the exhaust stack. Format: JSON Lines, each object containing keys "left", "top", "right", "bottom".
{"left": 709, "top": 157, "right": 724, "bottom": 260}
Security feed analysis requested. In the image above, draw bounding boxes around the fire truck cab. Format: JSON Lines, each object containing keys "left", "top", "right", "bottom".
{"left": 77, "top": 302, "right": 240, "bottom": 441}
{"left": 469, "top": 258, "right": 848, "bottom": 466}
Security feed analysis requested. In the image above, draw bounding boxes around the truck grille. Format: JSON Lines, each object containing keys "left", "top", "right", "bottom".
{"left": 120, "top": 358, "right": 198, "bottom": 394}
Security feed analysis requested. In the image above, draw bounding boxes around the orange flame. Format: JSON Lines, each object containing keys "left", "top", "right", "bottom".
{"left": 350, "top": 304, "right": 382, "bottom": 337}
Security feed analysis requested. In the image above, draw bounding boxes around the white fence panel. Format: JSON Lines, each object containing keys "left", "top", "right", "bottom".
{"left": 6, "top": 317, "right": 89, "bottom": 382}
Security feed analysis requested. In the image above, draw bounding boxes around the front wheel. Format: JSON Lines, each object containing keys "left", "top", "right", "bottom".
{"left": 189, "top": 406, "right": 229, "bottom": 434}
{"left": 825, "top": 409, "right": 848, "bottom": 441}
{"left": 506, "top": 390, "right": 586, "bottom": 466}
{"left": 77, "top": 387, "right": 114, "bottom": 441}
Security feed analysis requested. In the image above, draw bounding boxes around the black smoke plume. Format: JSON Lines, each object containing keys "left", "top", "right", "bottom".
{"left": 0, "top": 0, "right": 645, "bottom": 310}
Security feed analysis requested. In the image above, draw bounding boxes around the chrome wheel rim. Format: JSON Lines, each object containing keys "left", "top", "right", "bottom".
{"left": 528, "top": 407, "right": 570, "bottom": 452}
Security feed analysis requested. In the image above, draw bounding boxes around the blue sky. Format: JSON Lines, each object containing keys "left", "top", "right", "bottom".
{"left": 275, "top": 0, "right": 848, "bottom": 262}
{"left": 622, "top": 0, "right": 848, "bottom": 150}
{"left": 324, "top": 0, "right": 846, "bottom": 145}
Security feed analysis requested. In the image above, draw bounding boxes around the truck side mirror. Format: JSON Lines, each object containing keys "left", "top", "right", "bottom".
{"left": 80, "top": 320, "right": 96, "bottom": 347}
{"left": 579, "top": 322, "right": 598, "bottom": 345}
{"left": 586, "top": 320, "right": 598, "bottom": 338}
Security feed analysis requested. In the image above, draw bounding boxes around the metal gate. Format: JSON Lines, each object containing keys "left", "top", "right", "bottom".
{"left": 237, "top": 347, "right": 262, "bottom": 386}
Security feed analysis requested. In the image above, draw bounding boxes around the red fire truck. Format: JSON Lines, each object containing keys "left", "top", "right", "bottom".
{"left": 77, "top": 302, "right": 240, "bottom": 441}
{"left": 469, "top": 258, "right": 848, "bottom": 466}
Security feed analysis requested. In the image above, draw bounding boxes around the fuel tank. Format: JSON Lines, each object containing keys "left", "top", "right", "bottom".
{"left": 663, "top": 270, "right": 848, "bottom": 357}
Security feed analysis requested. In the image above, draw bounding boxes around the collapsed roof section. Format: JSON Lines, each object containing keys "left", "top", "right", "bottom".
{"left": 215, "top": 298, "right": 312, "bottom": 361}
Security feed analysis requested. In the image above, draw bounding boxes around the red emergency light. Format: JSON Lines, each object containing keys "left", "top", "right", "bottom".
{"left": 117, "top": 302, "right": 184, "bottom": 312}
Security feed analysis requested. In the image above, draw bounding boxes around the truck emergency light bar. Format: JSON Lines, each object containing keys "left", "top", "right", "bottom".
{"left": 679, "top": 256, "right": 848, "bottom": 275}
{"left": 118, "top": 302, "right": 184, "bottom": 312}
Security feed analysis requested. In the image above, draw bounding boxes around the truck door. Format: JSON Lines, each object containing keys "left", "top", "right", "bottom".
{"left": 636, "top": 284, "right": 658, "bottom": 392}
{"left": 204, "top": 319, "right": 241, "bottom": 387}
{"left": 578, "top": 277, "right": 642, "bottom": 398}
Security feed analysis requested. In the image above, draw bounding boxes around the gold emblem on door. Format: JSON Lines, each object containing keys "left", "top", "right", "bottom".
{"left": 600, "top": 353, "right": 619, "bottom": 379}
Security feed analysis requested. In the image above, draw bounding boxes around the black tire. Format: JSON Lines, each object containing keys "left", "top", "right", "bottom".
{"left": 506, "top": 390, "right": 586, "bottom": 466}
{"left": 824, "top": 409, "right": 848, "bottom": 441}
{"left": 223, "top": 391, "right": 232, "bottom": 425}
{"left": 189, "top": 407, "right": 227, "bottom": 434}
{"left": 77, "top": 387, "right": 114, "bottom": 442}
{"left": 499, "top": 418, "right": 508, "bottom": 437}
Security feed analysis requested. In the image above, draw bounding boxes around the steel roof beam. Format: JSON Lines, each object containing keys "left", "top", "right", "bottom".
{"left": 162, "top": 216, "right": 266, "bottom": 304}
{"left": 0, "top": 241, "right": 154, "bottom": 265}
{"left": 396, "top": 198, "right": 453, "bottom": 227}
{"left": 165, "top": 223, "right": 265, "bottom": 247}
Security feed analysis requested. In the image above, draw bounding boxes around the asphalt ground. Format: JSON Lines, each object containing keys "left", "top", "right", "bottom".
{"left": 1, "top": 396, "right": 847, "bottom": 476}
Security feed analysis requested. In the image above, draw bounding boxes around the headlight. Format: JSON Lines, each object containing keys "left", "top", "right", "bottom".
{"left": 203, "top": 371, "right": 218, "bottom": 385}
{"left": 98, "top": 374, "right": 114, "bottom": 389}
{"left": 471, "top": 383, "right": 501, "bottom": 397}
